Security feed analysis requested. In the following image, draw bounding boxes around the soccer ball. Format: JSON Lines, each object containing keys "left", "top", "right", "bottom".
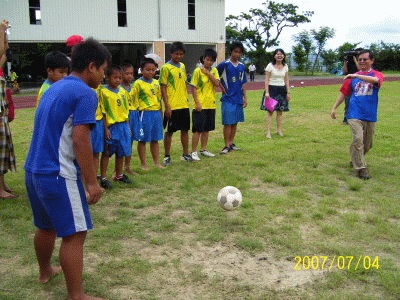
{"left": 217, "top": 186, "right": 242, "bottom": 211}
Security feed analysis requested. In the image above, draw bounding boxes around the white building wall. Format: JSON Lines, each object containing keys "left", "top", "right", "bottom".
{"left": 3, "top": 0, "right": 225, "bottom": 44}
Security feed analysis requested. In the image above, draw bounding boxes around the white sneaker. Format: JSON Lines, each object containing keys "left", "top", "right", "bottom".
{"left": 200, "top": 150, "right": 215, "bottom": 157}
{"left": 191, "top": 152, "right": 201, "bottom": 161}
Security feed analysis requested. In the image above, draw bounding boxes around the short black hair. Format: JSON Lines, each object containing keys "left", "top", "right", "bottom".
{"left": 120, "top": 62, "right": 134, "bottom": 71}
{"left": 70, "top": 38, "right": 111, "bottom": 73}
{"left": 44, "top": 51, "right": 70, "bottom": 70}
{"left": 140, "top": 57, "right": 157, "bottom": 69}
{"left": 230, "top": 41, "right": 244, "bottom": 54}
{"left": 203, "top": 48, "right": 217, "bottom": 61}
{"left": 106, "top": 65, "right": 122, "bottom": 77}
{"left": 170, "top": 41, "right": 186, "bottom": 54}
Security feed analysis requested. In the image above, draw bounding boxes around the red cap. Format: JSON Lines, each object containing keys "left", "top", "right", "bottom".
{"left": 65, "top": 35, "right": 84, "bottom": 47}
{"left": 0, "top": 67, "right": 4, "bottom": 77}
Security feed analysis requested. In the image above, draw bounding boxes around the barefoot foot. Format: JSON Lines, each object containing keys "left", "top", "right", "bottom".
{"left": 38, "top": 266, "right": 62, "bottom": 283}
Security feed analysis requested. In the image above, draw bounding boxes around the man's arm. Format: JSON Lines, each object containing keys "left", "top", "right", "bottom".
{"left": 73, "top": 124, "right": 103, "bottom": 204}
{"left": 331, "top": 93, "right": 346, "bottom": 119}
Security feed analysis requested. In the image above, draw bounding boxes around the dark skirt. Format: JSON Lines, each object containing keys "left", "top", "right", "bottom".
{"left": 269, "top": 85, "right": 289, "bottom": 112}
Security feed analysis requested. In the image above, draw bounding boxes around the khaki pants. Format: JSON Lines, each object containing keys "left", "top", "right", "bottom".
{"left": 348, "top": 119, "right": 375, "bottom": 170}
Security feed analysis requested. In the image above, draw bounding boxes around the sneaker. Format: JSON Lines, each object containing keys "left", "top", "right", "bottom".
{"left": 358, "top": 168, "right": 370, "bottom": 180}
{"left": 220, "top": 146, "right": 231, "bottom": 155}
{"left": 191, "top": 152, "right": 201, "bottom": 161}
{"left": 100, "top": 178, "right": 112, "bottom": 189}
{"left": 163, "top": 156, "right": 171, "bottom": 166}
{"left": 200, "top": 150, "right": 215, "bottom": 157}
{"left": 181, "top": 154, "right": 193, "bottom": 162}
{"left": 113, "top": 174, "right": 132, "bottom": 184}
{"left": 229, "top": 143, "right": 241, "bottom": 151}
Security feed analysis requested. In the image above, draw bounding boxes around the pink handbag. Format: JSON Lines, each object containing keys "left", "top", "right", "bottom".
{"left": 264, "top": 96, "right": 278, "bottom": 112}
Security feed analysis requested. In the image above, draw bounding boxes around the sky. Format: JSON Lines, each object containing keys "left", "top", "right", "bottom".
{"left": 225, "top": 0, "right": 400, "bottom": 51}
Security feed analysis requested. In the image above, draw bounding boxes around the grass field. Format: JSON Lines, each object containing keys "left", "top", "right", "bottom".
{"left": 1, "top": 82, "right": 399, "bottom": 300}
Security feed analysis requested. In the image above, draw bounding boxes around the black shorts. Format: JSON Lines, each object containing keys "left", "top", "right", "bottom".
{"left": 163, "top": 108, "right": 190, "bottom": 133}
{"left": 192, "top": 109, "right": 216, "bottom": 133}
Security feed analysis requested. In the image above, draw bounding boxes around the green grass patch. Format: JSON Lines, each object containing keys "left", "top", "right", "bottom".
{"left": 1, "top": 82, "right": 399, "bottom": 299}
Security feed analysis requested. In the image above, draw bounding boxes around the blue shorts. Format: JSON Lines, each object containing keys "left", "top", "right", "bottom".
{"left": 129, "top": 110, "right": 143, "bottom": 142}
{"left": 91, "top": 119, "right": 105, "bottom": 154}
{"left": 139, "top": 110, "right": 164, "bottom": 142}
{"left": 107, "top": 122, "right": 131, "bottom": 157}
{"left": 25, "top": 171, "right": 93, "bottom": 238}
{"left": 221, "top": 101, "right": 244, "bottom": 125}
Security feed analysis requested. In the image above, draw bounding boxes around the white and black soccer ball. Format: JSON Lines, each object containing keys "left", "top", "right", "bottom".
{"left": 217, "top": 186, "right": 242, "bottom": 211}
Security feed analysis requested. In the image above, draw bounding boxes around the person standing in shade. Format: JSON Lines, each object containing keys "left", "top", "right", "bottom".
{"left": 248, "top": 62, "right": 256, "bottom": 82}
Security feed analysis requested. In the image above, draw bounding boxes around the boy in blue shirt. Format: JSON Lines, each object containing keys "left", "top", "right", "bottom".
{"left": 216, "top": 42, "right": 248, "bottom": 154}
{"left": 25, "top": 38, "right": 110, "bottom": 300}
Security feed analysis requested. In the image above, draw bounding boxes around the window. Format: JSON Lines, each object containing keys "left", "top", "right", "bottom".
{"left": 118, "top": 0, "right": 127, "bottom": 27}
{"left": 29, "top": 0, "right": 41, "bottom": 25}
{"left": 188, "top": 0, "right": 195, "bottom": 30}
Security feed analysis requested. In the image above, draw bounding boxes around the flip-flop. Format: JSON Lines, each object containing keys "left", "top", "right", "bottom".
{"left": 0, "top": 193, "right": 18, "bottom": 199}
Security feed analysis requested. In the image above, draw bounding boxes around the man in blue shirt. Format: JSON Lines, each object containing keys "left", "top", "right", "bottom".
{"left": 331, "top": 50, "right": 384, "bottom": 180}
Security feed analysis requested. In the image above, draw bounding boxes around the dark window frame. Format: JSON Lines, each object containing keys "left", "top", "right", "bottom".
{"left": 29, "top": 0, "right": 42, "bottom": 25}
{"left": 117, "top": 0, "right": 128, "bottom": 27}
{"left": 188, "top": 0, "right": 195, "bottom": 30}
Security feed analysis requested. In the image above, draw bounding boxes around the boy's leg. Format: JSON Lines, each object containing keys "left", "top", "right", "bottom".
{"left": 180, "top": 130, "right": 192, "bottom": 160}
{"left": 192, "top": 132, "right": 200, "bottom": 153}
{"left": 100, "top": 151, "right": 109, "bottom": 179}
{"left": 92, "top": 153, "right": 100, "bottom": 176}
{"left": 60, "top": 231, "right": 105, "bottom": 300}
{"left": 150, "top": 141, "right": 164, "bottom": 169}
{"left": 114, "top": 156, "right": 124, "bottom": 177}
{"left": 34, "top": 228, "right": 62, "bottom": 283}
{"left": 164, "top": 132, "right": 173, "bottom": 157}
{"left": 230, "top": 124, "right": 237, "bottom": 145}
{"left": 200, "top": 132, "right": 209, "bottom": 151}
{"left": 99, "top": 148, "right": 112, "bottom": 189}
{"left": 137, "top": 141, "right": 148, "bottom": 170}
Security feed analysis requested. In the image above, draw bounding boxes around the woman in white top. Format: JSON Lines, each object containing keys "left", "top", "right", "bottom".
{"left": 264, "top": 49, "right": 291, "bottom": 138}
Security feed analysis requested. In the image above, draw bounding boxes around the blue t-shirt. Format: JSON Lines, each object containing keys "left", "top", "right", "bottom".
{"left": 340, "top": 70, "right": 384, "bottom": 122}
{"left": 216, "top": 59, "right": 247, "bottom": 105}
{"left": 24, "top": 76, "right": 97, "bottom": 179}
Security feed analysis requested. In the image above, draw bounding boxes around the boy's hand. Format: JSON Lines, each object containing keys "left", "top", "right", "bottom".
{"left": 105, "top": 128, "right": 111, "bottom": 139}
{"left": 195, "top": 102, "right": 202, "bottom": 112}
{"left": 86, "top": 182, "right": 104, "bottom": 205}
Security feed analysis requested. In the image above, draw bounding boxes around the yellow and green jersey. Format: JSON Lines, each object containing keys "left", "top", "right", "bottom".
{"left": 120, "top": 82, "right": 139, "bottom": 111}
{"left": 159, "top": 61, "right": 189, "bottom": 110}
{"left": 132, "top": 78, "right": 162, "bottom": 111}
{"left": 36, "top": 80, "right": 52, "bottom": 107}
{"left": 94, "top": 87, "right": 105, "bottom": 121}
{"left": 98, "top": 85, "right": 129, "bottom": 127}
{"left": 190, "top": 66, "right": 220, "bottom": 109}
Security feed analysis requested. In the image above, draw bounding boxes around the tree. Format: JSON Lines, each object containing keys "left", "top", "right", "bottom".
{"left": 292, "top": 30, "right": 314, "bottom": 74}
{"left": 320, "top": 49, "right": 338, "bottom": 73}
{"left": 310, "top": 26, "right": 335, "bottom": 74}
{"left": 226, "top": 1, "right": 313, "bottom": 72}
{"left": 292, "top": 44, "right": 307, "bottom": 72}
